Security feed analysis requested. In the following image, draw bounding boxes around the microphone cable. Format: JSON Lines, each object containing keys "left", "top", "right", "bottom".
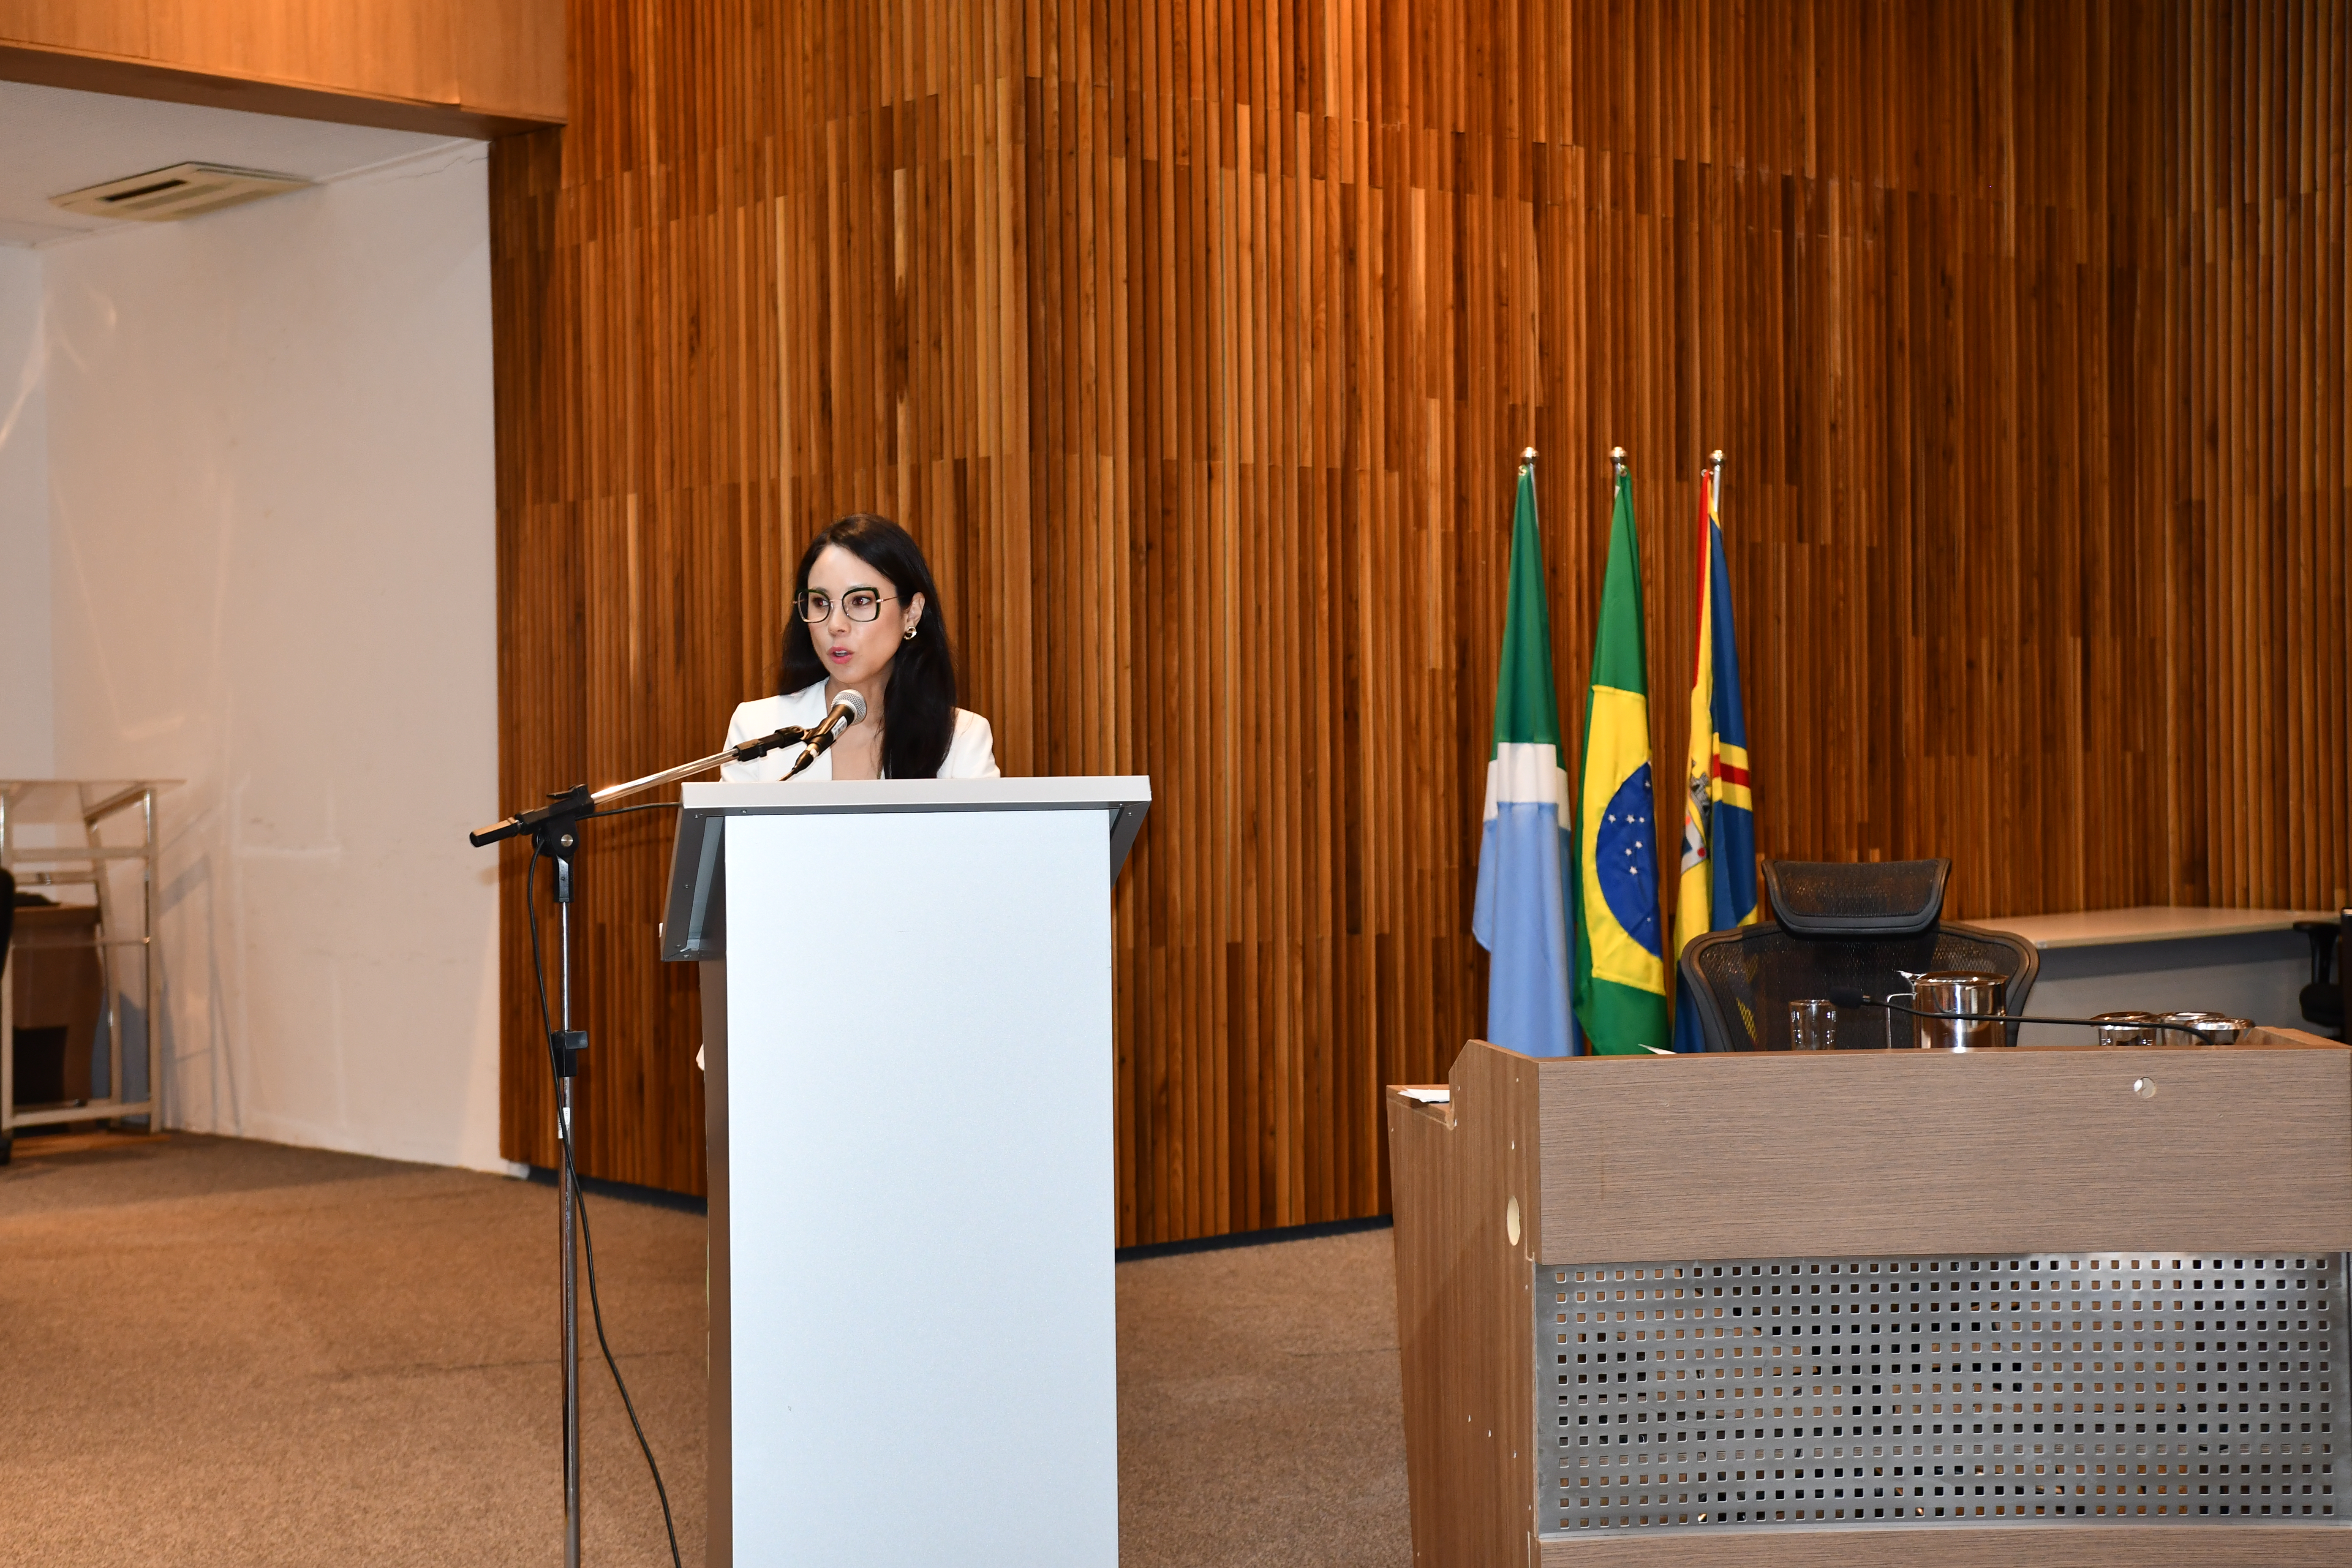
{"left": 1827, "top": 989, "right": 2210, "bottom": 1041}
{"left": 526, "top": 824, "right": 684, "bottom": 1568}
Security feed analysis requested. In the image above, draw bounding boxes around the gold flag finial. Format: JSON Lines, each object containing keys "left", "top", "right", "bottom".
{"left": 1609, "top": 445, "right": 1628, "bottom": 476}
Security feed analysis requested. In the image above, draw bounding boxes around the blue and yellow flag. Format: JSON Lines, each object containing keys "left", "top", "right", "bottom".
{"left": 1670, "top": 460, "right": 1759, "bottom": 1052}
{"left": 1470, "top": 454, "right": 1577, "bottom": 1057}
{"left": 1571, "top": 462, "right": 1671, "bottom": 1054}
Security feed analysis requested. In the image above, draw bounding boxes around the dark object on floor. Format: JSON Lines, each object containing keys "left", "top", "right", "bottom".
{"left": 12, "top": 1024, "right": 69, "bottom": 1105}
{"left": 9, "top": 901, "right": 103, "bottom": 1111}
{"left": 1, "top": 866, "right": 10, "bottom": 1165}
{"left": 2298, "top": 909, "right": 2348, "bottom": 1038}
{"left": 1679, "top": 858, "right": 2039, "bottom": 1050}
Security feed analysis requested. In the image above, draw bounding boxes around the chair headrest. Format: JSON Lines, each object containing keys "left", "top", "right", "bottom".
{"left": 1764, "top": 859, "right": 1949, "bottom": 938}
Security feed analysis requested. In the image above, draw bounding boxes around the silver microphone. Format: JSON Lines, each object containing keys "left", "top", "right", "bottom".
{"left": 782, "top": 688, "right": 868, "bottom": 779}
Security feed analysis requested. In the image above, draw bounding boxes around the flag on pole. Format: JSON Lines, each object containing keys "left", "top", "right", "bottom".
{"left": 1471, "top": 452, "right": 1577, "bottom": 1058}
{"left": 1571, "top": 455, "right": 1671, "bottom": 1055}
{"left": 1671, "top": 456, "right": 1759, "bottom": 1052}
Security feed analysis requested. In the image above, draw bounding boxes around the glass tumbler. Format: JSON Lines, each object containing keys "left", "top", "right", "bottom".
{"left": 1788, "top": 999, "right": 1836, "bottom": 1052}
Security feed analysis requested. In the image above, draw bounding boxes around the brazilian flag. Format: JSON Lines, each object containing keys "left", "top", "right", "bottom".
{"left": 1571, "top": 466, "right": 1671, "bottom": 1054}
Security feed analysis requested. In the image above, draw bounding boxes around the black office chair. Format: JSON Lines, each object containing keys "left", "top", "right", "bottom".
{"left": 2296, "top": 909, "right": 2348, "bottom": 1040}
{"left": 1677, "top": 859, "right": 2039, "bottom": 1051}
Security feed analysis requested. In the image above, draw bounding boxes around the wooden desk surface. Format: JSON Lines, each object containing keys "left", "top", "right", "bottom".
{"left": 1985, "top": 906, "right": 2339, "bottom": 950}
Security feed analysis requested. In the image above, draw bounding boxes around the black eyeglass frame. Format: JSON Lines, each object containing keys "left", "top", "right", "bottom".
{"left": 795, "top": 589, "right": 901, "bottom": 623}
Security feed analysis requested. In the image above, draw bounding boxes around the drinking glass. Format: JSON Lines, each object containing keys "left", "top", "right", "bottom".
{"left": 1788, "top": 999, "right": 1836, "bottom": 1052}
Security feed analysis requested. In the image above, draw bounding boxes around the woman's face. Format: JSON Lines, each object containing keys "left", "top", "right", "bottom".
{"left": 802, "top": 544, "right": 925, "bottom": 694}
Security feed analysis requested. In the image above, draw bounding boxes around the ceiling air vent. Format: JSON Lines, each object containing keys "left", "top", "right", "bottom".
{"left": 51, "top": 163, "right": 309, "bottom": 223}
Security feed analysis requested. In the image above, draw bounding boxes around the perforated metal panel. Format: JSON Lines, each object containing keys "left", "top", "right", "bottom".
{"left": 1538, "top": 1252, "right": 2346, "bottom": 1535}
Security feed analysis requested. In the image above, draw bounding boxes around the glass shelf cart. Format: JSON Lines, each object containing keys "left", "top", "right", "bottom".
{"left": 0, "top": 781, "right": 177, "bottom": 1160}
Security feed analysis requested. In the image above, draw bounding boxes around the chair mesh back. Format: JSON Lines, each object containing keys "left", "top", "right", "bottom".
{"left": 1764, "top": 859, "right": 1948, "bottom": 936}
{"left": 1682, "top": 920, "right": 2038, "bottom": 1051}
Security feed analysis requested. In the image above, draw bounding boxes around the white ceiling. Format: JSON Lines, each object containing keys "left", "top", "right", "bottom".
{"left": 0, "top": 79, "right": 473, "bottom": 248}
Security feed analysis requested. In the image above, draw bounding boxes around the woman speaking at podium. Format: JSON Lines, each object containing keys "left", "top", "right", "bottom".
{"left": 721, "top": 514, "right": 1000, "bottom": 781}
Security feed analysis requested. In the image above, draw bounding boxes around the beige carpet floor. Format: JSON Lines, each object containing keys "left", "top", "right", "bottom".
{"left": 0, "top": 1133, "right": 1407, "bottom": 1565}
{"left": 1116, "top": 1228, "right": 1410, "bottom": 1566}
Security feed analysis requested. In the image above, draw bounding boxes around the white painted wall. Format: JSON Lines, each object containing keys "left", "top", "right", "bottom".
{"left": 39, "top": 144, "right": 504, "bottom": 1169}
{"left": 0, "top": 244, "right": 52, "bottom": 776}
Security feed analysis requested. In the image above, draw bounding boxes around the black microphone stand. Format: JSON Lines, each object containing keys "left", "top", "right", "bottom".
{"left": 467, "top": 725, "right": 803, "bottom": 1567}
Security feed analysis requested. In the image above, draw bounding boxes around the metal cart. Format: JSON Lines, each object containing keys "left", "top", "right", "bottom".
{"left": 0, "top": 780, "right": 175, "bottom": 1162}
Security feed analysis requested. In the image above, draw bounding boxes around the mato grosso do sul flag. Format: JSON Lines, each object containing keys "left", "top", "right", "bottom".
{"left": 1471, "top": 450, "right": 1578, "bottom": 1058}
{"left": 1571, "top": 452, "right": 1671, "bottom": 1054}
{"left": 1670, "top": 453, "right": 1759, "bottom": 1053}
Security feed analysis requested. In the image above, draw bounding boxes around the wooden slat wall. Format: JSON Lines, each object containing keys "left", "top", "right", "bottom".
{"left": 2172, "top": 0, "right": 2350, "bottom": 912}
{"left": 490, "top": 0, "right": 2352, "bottom": 1243}
{"left": 0, "top": 0, "right": 565, "bottom": 134}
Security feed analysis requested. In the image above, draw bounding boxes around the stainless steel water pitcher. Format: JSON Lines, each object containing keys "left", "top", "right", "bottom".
{"left": 1911, "top": 971, "right": 2009, "bottom": 1050}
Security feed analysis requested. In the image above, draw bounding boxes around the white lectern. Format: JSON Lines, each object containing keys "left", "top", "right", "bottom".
{"left": 663, "top": 777, "right": 1150, "bottom": 1568}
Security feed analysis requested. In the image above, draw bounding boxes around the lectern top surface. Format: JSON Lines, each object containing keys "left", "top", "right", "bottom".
{"left": 680, "top": 776, "right": 1149, "bottom": 813}
{"left": 664, "top": 776, "right": 1152, "bottom": 961}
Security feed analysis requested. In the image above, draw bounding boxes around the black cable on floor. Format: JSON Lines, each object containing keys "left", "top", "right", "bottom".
{"left": 527, "top": 845, "right": 684, "bottom": 1568}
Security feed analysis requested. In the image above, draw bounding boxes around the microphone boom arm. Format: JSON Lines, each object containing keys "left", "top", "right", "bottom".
{"left": 468, "top": 724, "right": 809, "bottom": 847}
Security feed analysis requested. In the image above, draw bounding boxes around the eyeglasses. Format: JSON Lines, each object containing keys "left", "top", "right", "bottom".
{"left": 796, "top": 589, "right": 899, "bottom": 623}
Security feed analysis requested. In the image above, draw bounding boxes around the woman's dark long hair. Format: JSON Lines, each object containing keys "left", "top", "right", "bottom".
{"left": 781, "top": 514, "right": 958, "bottom": 779}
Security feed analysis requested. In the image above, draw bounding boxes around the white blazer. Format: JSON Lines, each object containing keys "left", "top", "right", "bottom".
{"left": 719, "top": 680, "right": 1000, "bottom": 782}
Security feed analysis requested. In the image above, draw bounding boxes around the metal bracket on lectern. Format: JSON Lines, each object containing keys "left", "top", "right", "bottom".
{"left": 1108, "top": 798, "right": 1148, "bottom": 877}
{"left": 665, "top": 814, "right": 727, "bottom": 961}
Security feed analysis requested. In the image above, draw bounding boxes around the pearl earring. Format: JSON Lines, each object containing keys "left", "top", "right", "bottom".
{"left": 903, "top": 624, "right": 917, "bottom": 641}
